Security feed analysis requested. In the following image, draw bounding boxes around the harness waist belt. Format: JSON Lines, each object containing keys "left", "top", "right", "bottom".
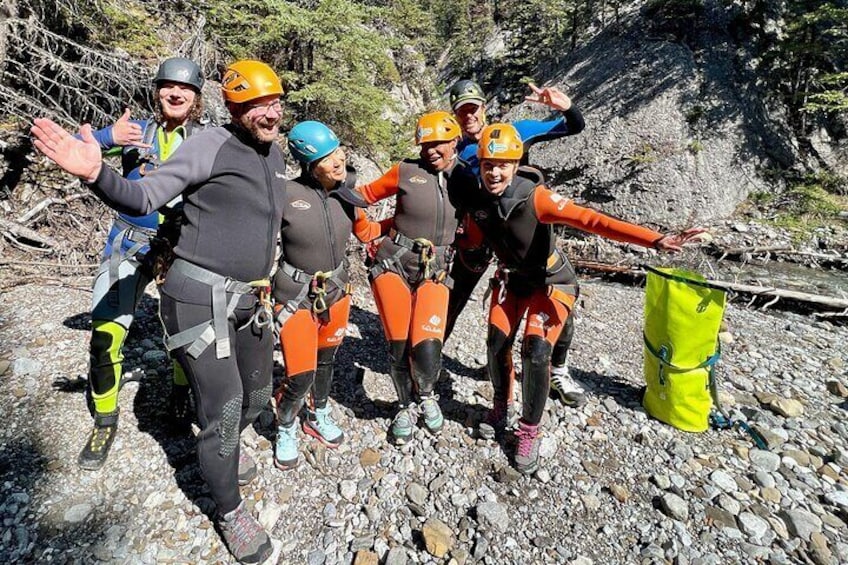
{"left": 165, "top": 259, "right": 270, "bottom": 359}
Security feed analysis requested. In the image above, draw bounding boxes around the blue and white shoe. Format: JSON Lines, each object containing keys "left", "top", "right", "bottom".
{"left": 274, "top": 421, "right": 299, "bottom": 470}
{"left": 302, "top": 405, "right": 344, "bottom": 448}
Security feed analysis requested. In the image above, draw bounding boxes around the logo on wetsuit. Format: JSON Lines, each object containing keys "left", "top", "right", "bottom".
{"left": 527, "top": 312, "right": 551, "bottom": 332}
{"left": 422, "top": 314, "right": 443, "bottom": 334}
{"left": 327, "top": 327, "right": 346, "bottom": 344}
{"left": 549, "top": 193, "right": 567, "bottom": 211}
{"left": 409, "top": 176, "right": 427, "bottom": 184}
{"left": 291, "top": 200, "right": 311, "bottom": 210}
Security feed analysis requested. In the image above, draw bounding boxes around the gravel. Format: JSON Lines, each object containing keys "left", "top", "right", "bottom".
{"left": 1, "top": 268, "right": 846, "bottom": 563}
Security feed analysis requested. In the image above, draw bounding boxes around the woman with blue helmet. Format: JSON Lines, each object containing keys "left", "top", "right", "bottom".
{"left": 272, "top": 120, "right": 389, "bottom": 469}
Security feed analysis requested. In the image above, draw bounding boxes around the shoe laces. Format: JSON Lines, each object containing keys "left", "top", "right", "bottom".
{"left": 419, "top": 396, "right": 441, "bottom": 418}
{"left": 222, "top": 503, "right": 263, "bottom": 551}
{"left": 514, "top": 425, "right": 538, "bottom": 458}
{"left": 394, "top": 404, "right": 418, "bottom": 428}
{"left": 314, "top": 406, "right": 337, "bottom": 428}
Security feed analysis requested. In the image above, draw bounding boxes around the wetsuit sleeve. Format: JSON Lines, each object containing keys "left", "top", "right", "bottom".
{"left": 515, "top": 106, "right": 585, "bottom": 147}
{"left": 86, "top": 129, "right": 221, "bottom": 216}
{"left": 533, "top": 186, "right": 662, "bottom": 248}
{"left": 357, "top": 163, "right": 401, "bottom": 204}
{"left": 352, "top": 207, "right": 392, "bottom": 242}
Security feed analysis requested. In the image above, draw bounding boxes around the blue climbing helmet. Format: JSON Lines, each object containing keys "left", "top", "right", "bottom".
{"left": 287, "top": 121, "right": 340, "bottom": 165}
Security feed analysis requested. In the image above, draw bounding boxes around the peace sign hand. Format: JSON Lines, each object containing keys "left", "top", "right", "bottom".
{"left": 525, "top": 83, "right": 572, "bottom": 111}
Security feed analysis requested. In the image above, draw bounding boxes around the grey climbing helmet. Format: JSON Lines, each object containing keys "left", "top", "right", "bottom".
{"left": 153, "top": 57, "right": 204, "bottom": 91}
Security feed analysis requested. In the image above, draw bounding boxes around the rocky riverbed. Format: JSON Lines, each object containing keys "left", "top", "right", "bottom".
{"left": 1, "top": 257, "right": 847, "bottom": 564}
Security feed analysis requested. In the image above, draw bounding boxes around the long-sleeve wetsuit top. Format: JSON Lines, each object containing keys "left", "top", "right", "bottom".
{"left": 273, "top": 167, "right": 387, "bottom": 304}
{"left": 452, "top": 167, "right": 662, "bottom": 293}
{"left": 457, "top": 106, "right": 585, "bottom": 176}
{"left": 357, "top": 159, "right": 462, "bottom": 281}
{"left": 88, "top": 124, "right": 287, "bottom": 300}
{"left": 87, "top": 119, "right": 204, "bottom": 258}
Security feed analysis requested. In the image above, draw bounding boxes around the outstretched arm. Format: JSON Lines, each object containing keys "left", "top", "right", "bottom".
{"left": 533, "top": 186, "right": 704, "bottom": 251}
{"left": 32, "top": 119, "right": 103, "bottom": 182}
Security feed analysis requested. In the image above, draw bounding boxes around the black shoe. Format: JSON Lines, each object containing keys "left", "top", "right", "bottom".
{"left": 169, "top": 384, "right": 193, "bottom": 434}
{"left": 78, "top": 411, "right": 119, "bottom": 471}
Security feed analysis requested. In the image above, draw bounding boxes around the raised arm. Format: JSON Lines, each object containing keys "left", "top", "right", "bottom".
{"left": 357, "top": 163, "right": 402, "bottom": 204}
{"left": 352, "top": 207, "right": 393, "bottom": 242}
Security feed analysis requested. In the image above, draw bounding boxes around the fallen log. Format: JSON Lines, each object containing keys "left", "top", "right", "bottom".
{"left": 707, "top": 243, "right": 847, "bottom": 268}
{"left": 574, "top": 260, "right": 848, "bottom": 314}
{"left": 0, "top": 216, "right": 59, "bottom": 248}
{"left": 16, "top": 190, "right": 88, "bottom": 225}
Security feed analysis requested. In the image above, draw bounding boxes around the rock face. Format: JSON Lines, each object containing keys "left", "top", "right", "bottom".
{"left": 503, "top": 3, "right": 803, "bottom": 228}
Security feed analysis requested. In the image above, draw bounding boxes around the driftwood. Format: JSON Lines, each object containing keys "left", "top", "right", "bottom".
{"left": 708, "top": 243, "right": 848, "bottom": 268}
{"left": 0, "top": 216, "right": 59, "bottom": 248}
{"left": 573, "top": 260, "right": 848, "bottom": 315}
{"left": 16, "top": 189, "right": 88, "bottom": 225}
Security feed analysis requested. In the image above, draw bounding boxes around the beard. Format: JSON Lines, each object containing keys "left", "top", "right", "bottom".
{"left": 237, "top": 113, "right": 280, "bottom": 144}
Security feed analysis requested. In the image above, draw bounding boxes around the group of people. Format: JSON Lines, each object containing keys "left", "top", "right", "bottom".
{"left": 32, "top": 56, "right": 701, "bottom": 564}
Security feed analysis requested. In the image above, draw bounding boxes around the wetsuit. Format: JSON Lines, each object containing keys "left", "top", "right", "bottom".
{"left": 446, "top": 106, "right": 585, "bottom": 341}
{"left": 86, "top": 119, "right": 201, "bottom": 419}
{"left": 451, "top": 167, "right": 662, "bottom": 425}
{"left": 357, "top": 159, "right": 461, "bottom": 408}
{"left": 273, "top": 168, "right": 387, "bottom": 431}
{"left": 87, "top": 124, "right": 286, "bottom": 516}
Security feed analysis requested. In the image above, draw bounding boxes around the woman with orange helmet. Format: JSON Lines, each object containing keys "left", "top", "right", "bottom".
{"left": 338, "top": 111, "right": 463, "bottom": 444}
{"left": 33, "top": 59, "right": 286, "bottom": 564}
{"left": 451, "top": 123, "right": 703, "bottom": 475}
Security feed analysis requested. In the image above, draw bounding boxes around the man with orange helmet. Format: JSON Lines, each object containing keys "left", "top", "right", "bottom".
{"left": 446, "top": 79, "right": 587, "bottom": 408}
{"left": 452, "top": 123, "right": 702, "bottom": 475}
{"left": 338, "top": 111, "right": 463, "bottom": 444}
{"left": 32, "top": 59, "right": 286, "bottom": 564}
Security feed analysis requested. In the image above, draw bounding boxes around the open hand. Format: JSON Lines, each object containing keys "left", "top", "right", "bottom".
{"left": 655, "top": 228, "right": 708, "bottom": 252}
{"left": 32, "top": 118, "right": 103, "bottom": 183}
{"left": 525, "top": 83, "right": 572, "bottom": 111}
{"left": 111, "top": 108, "right": 150, "bottom": 148}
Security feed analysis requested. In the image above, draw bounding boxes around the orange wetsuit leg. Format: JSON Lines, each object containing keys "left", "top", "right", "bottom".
{"left": 408, "top": 280, "right": 450, "bottom": 395}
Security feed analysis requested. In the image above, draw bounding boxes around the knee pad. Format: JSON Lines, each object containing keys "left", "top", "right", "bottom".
{"left": 521, "top": 336, "right": 553, "bottom": 425}
{"left": 276, "top": 371, "right": 314, "bottom": 425}
{"left": 218, "top": 393, "right": 243, "bottom": 458}
{"left": 313, "top": 347, "right": 338, "bottom": 409}
{"left": 410, "top": 339, "right": 442, "bottom": 395}
{"left": 486, "top": 327, "right": 513, "bottom": 403}
{"left": 89, "top": 321, "right": 128, "bottom": 410}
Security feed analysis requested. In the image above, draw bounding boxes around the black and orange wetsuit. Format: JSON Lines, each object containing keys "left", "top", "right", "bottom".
{"left": 273, "top": 168, "right": 387, "bottom": 426}
{"left": 453, "top": 167, "right": 663, "bottom": 426}
{"left": 356, "top": 159, "right": 461, "bottom": 407}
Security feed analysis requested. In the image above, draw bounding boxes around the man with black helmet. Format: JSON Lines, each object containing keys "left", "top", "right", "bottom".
{"left": 75, "top": 56, "right": 206, "bottom": 472}
{"left": 33, "top": 59, "right": 286, "bottom": 564}
{"left": 446, "top": 78, "right": 588, "bottom": 408}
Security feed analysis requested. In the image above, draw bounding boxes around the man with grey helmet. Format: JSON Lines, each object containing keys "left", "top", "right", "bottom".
{"left": 76, "top": 56, "right": 207, "bottom": 471}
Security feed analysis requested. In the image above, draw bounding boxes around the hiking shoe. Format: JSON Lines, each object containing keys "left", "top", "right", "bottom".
{"left": 390, "top": 405, "right": 418, "bottom": 444}
{"left": 302, "top": 405, "right": 344, "bottom": 448}
{"left": 274, "top": 422, "right": 299, "bottom": 470}
{"left": 168, "top": 383, "right": 193, "bottom": 434}
{"left": 478, "top": 402, "right": 508, "bottom": 440}
{"left": 550, "top": 363, "right": 587, "bottom": 408}
{"left": 418, "top": 395, "right": 444, "bottom": 434}
{"left": 216, "top": 500, "right": 273, "bottom": 564}
{"left": 513, "top": 421, "right": 541, "bottom": 475}
{"left": 238, "top": 450, "right": 257, "bottom": 486}
{"left": 78, "top": 411, "right": 119, "bottom": 471}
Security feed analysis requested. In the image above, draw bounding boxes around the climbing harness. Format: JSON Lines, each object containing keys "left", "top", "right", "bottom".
{"left": 275, "top": 261, "right": 349, "bottom": 328}
{"left": 163, "top": 259, "right": 272, "bottom": 359}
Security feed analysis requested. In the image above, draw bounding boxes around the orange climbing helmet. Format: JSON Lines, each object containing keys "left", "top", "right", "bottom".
{"left": 477, "top": 123, "right": 524, "bottom": 160}
{"left": 415, "top": 111, "right": 461, "bottom": 145}
{"left": 221, "top": 60, "right": 283, "bottom": 104}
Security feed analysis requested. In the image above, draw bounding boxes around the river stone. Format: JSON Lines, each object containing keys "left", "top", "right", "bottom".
{"left": 738, "top": 512, "right": 769, "bottom": 541}
{"left": 824, "top": 491, "right": 848, "bottom": 510}
{"left": 340, "top": 480, "right": 357, "bottom": 501}
{"left": 780, "top": 508, "right": 822, "bottom": 541}
{"left": 610, "top": 484, "right": 630, "bottom": 503}
{"left": 710, "top": 470, "right": 739, "bottom": 492}
{"left": 750, "top": 449, "right": 781, "bottom": 472}
{"left": 761, "top": 487, "right": 782, "bottom": 504}
{"left": 11, "top": 358, "right": 42, "bottom": 377}
{"left": 810, "top": 532, "right": 833, "bottom": 565}
{"left": 472, "top": 536, "right": 489, "bottom": 560}
{"left": 768, "top": 398, "right": 804, "bottom": 418}
{"left": 384, "top": 547, "right": 408, "bottom": 565}
{"left": 353, "top": 550, "right": 379, "bottom": 565}
{"left": 660, "top": 493, "right": 689, "bottom": 521}
{"left": 307, "top": 549, "right": 326, "bottom": 565}
{"left": 706, "top": 506, "right": 737, "bottom": 530}
{"left": 826, "top": 381, "right": 848, "bottom": 398}
{"left": 422, "top": 518, "right": 454, "bottom": 558}
{"left": 476, "top": 501, "right": 509, "bottom": 532}
{"left": 406, "top": 483, "right": 428, "bottom": 506}
{"left": 359, "top": 448, "right": 381, "bottom": 467}
{"left": 0, "top": 359, "right": 10, "bottom": 375}
{"left": 64, "top": 503, "right": 93, "bottom": 523}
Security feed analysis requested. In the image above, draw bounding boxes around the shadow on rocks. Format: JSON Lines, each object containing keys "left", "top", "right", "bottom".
{"left": 62, "top": 311, "right": 91, "bottom": 331}
{"left": 0, "top": 436, "right": 129, "bottom": 562}
{"left": 570, "top": 367, "right": 644, "bottom": 409}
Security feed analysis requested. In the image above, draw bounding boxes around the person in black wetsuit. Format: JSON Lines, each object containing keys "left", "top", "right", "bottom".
{"left": 32, "top": 59, "right": 287, "bottom": 565}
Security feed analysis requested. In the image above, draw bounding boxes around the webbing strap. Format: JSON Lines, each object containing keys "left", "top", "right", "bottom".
{"left": 643, "top": 334, "right": 720, "bottom": 372}
{"left": 108, "top": 219, "right": 156, "bottom": 289}
{"left": 164, "top": 259, "right": 265, "bottom": 359}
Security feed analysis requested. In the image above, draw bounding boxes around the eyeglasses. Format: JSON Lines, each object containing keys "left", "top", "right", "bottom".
{"left": 246, "top": 99, "right": 283, "bottom": 116}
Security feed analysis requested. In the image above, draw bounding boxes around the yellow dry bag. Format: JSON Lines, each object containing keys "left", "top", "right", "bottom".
{"left": 642, "top": 266, "right": 726, "bottom": 432}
